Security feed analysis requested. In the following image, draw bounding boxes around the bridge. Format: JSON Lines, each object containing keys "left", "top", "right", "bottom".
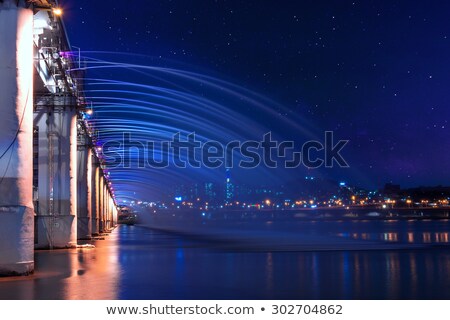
{"left": 0, "top": 0, "right": 118, "bottom": 276}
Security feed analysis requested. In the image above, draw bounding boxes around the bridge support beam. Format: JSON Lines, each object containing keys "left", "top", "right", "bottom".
{"left": 0, "top": 2, "right": 34, "bottom": 276}
{"left": 77, "top": 140, "right": 92, "bottom": 240}
{"left": 34, "top": 98, "right": 78, "bottom": 249}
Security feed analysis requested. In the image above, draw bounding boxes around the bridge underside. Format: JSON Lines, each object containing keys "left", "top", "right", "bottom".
{"left": 0, "top": 0, "right": 118, "bottom": 276}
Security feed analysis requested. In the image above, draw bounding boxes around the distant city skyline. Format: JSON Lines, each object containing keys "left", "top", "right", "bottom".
{"left": 133, "top": 171, "right": 450, "bottom": 208}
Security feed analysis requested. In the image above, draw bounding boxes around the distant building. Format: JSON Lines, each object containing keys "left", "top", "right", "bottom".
{"left": 204, "top": 182, "right": 221, "bottom": 205}
{"left": 225, "top": 169, "right": 234, "bottom": 203}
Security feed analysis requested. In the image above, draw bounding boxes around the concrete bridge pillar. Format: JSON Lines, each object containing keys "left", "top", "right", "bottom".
{"left": 112, "top": 204, "right": 117, "bottom": 227}
{"left": 110, "top": 195, "right": 114, "bottom": 228}
{"left": 91, "top": 160, "right": 100, "bottom": 235}
{"left": 103, "top": 179, "right": 109, "bottom": 231}
{"left": 99, "top": 176, "right": 105, "bottom": 232}
{"left": 77, "top": 139, "right": 92, "bottom": 240}
{"left": 0, "top": 1, "right": 34, "bottom": 276}
{"left": 105, "top": 190, "right": 109, "bottom": 230}
{"left": 107, "top": 191, "right": 112, "bottom": 230}
{"left": 34, "top": 98, "right": 78, "bottom": 249}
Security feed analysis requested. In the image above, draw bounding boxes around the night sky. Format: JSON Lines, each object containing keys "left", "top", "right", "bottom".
{"left": 61, "top": 0, "right": 450, "bottom": 201}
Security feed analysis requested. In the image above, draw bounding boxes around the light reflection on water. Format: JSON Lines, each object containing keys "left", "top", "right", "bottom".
{"left": 332, "top": 220, "right": 450, "bottom": 244}
{"left": 62, "top": 234, "right": 120, "bottom": 299}
{"left": 337, "top": 231, "right": 450, "bottom": 243}
{"left": 0, "top": 232, "right": 120, "bottom": 300}
{"left": 0, "top": 220, "right": 449, "bottom": 299}
{"left": 338, "top": 231, "right": 450, "bottom": 243}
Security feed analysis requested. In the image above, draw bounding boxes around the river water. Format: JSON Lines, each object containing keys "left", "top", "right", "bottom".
{"left": 0, "top": 220, "right": 449, "bottom": 299}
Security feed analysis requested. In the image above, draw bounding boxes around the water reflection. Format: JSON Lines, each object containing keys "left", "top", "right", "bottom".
{"left": 265, "top": 252, "right": 274, "bottom": 296}
{"left": 0, "top": 232, "right": 119, "bottom": 299}
{"left": 337, "top": 229, "right": 450, "bottom": 244}
{"left": 383, "top": 232, "right": 398, "bottom": 242}
{"left": 113, "top": 225, "right": 450, "bottom": 299}
{"left": 1, "top": 222, "right": 450, "bottom": 299}
{"left": 385, "top": 252, "right": 400, "bottom": 298}
{"left": 409, "top": 252, "right": 418, "bottom": 298}
{"left": 423, "top": 232, "right": 431, "bottom": 243}
{"left": 62, "top": 234, "right": 120, "bottom": 299}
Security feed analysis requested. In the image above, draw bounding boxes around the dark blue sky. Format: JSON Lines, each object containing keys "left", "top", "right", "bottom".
{"left": 61, "top": 0, "right": 449, "bottom": 198}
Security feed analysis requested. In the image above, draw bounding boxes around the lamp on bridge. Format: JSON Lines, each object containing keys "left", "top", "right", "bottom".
{"left": 32, "top": 3, "right": 63, "bottom": 16}
{"left": 52, "top": 7, "right": 62, "bottom": 16}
